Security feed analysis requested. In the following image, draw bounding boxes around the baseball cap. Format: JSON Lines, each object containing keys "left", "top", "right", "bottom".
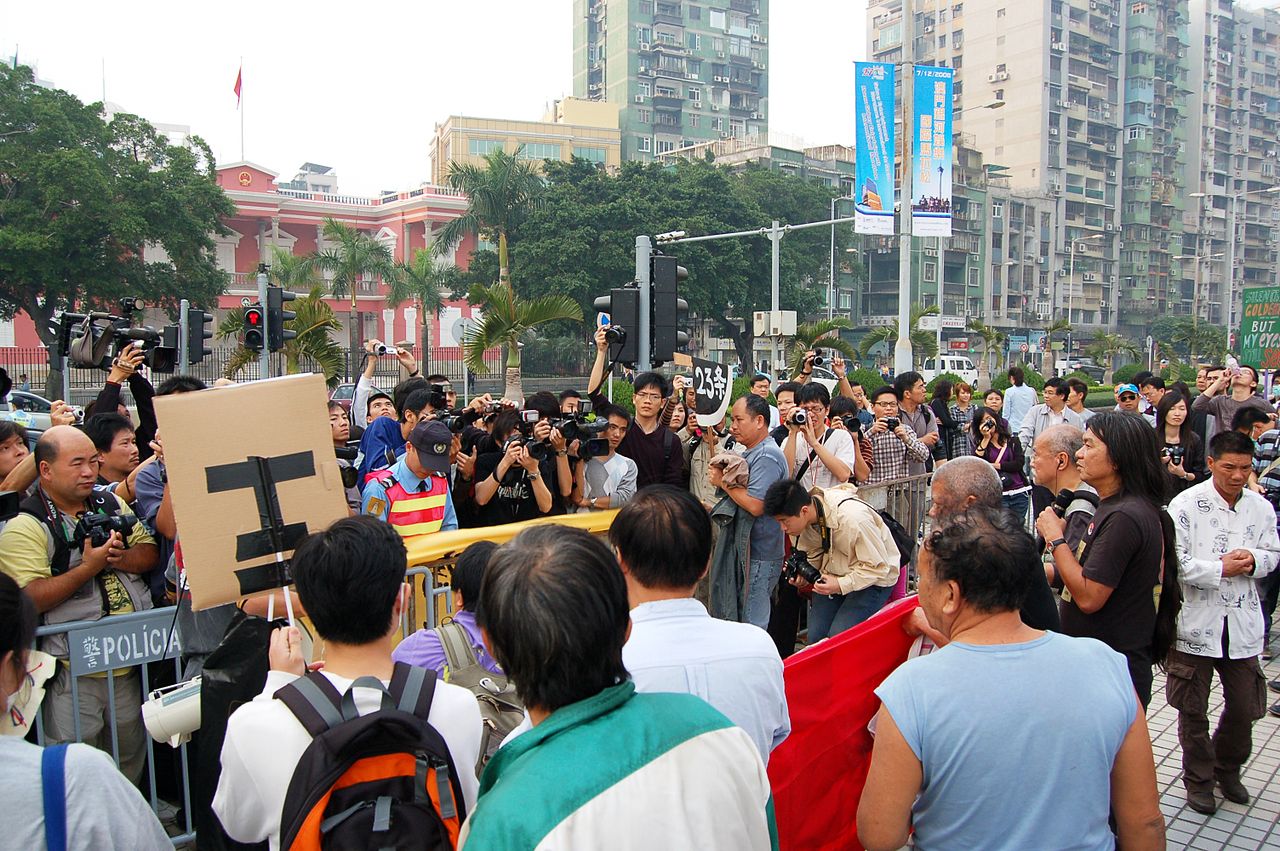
{"left": 407, "top": 420, "right": 453, "bottom": 475}
{"left": 1115, "top": 383, "right": 1139, "bottom": 397}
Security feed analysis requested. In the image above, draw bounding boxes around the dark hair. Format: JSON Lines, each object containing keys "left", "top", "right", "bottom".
{"left": 478, "top": 526, "right": 629, "bottom": 712}
{"left": 1132, "top": 371, "right": 1153, "bottom": 387}
{"left": 829, "top": 396, "right": 857, "bottom": 418}
{"left": 763, "top": 478, "right": 810, "bottom": 518}
{"left": 489, "top": 410, "right": 521, "bottom": 443}
{"left": 392, "top": 377, "right": 430, "bottom": 416}
{"left": 1171, "top": 381, "right": 1191, "bottom": 399}
{"left": 0, "top": 420, "right": 27, "bottom": 446}
{"left": 558, "top": 389, "right": 582, "bottom": 403}
{"left": 366, "top": 391, "right": 393, "bottom": 417}
{"left": 1084, "top": 412, "right": 1167, "bottom": 505}
{"left": 610, "top": 485, "right": 712, "bottom": 589}
{"left": 1139, "top": 376, "right": 1165, "bottom": 391}
{"left": 633, "top": 371, "right": 669, "bottom": 397}
{"left": 984, "top": 387, "right": 1004, "bottom": 401}
{"left": 969, "top": 405, "right": 1010, "bottom": 444}
{"left": 893, "top": 371, "right": 923, "bottom": 398}
{"left": 931, "top": 380, "right": 953, "bottom": 403}
{"left": 1240, "top": 363, "right": 1259, "bottom": 384}
{"left": 156, "top": 375, "right": 206, "bottom": 396}
{"left": 0, "top": 573, "right": 36, "bottom": 688}
{"left": 774, "top": 381, "right": 801, "bottom": 403}
{"left": 1209, "top": 429, "right": 1256, "bottom": 460}
{"left": 426, "top": 373, "right": 450, "bottom": 385}
{"left": 871, "top": 384, "right": 897, "bottom": 403}
{"left": 292, "top": 516, "right": 407, "bottom": 645}
{"left": 327, "top": 400, "right": 345, "bottom": 415}
{"left": 751, "top": 373, "right": 771, "bottom": 386}
{"left": 1231, "top": 406, "right": 1270, "bottom": 434}
{"left": 1065, "top": 378, "right": 1089, "bottom": 402}
{"left": 82, "top": 413, "right": 135, "bottom": 453}
{"left": 523, "top": 391, "right": 560, "bottom": 421}
{"left": 595, "top": 402, "right": 628, "bottom": 423}
{"left": 1008, "top": 366, "right": 1025, "bottom": 386}
{"left": 1155, "top": 391, "right": 1192, "bottom": 446}
{"left": 925, "top": 507, "right": 1038, "bottom": 613}
{"left": 740, "top": 393, "right": 770, "bottom": 423}
{"left": 1043, "top": 377, "right": 1067, "bottom": 398}
{"left": 451, "top": 540, "right": 498, "bottom": 611}
{"left": 796, "top": 383, "right": 831, "bottom": 408}
{"left": 848, "top": 380, "right": 864, "bottom": 390}
{"left": 400, "top": 388, "right": 434, "bottom": 420}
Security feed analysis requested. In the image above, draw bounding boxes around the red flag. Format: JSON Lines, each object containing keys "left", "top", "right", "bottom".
{"left": 233, "top": 65, "right": 242, "bottom": 107}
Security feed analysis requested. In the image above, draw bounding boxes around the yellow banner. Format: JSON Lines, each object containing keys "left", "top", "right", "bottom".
{"left": 404, "top": 510, "right": 619, "bottom": 567}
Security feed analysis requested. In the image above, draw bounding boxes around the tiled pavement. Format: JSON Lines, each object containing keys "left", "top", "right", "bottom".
{"left": 1150, "top": 651, "right": 1280, "bottom": 849}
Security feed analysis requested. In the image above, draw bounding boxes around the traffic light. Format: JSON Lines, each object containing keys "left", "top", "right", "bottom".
{"left": 650, "top": 254, "right": 689, "bottom": 365}
{"left": 592, "top": 286, "right": 640, "bottom": 365}
{"left": 243, "top": 304, "right": 265, "bottom": 352}
{"left": 185, "top": 307, "right": 214, "bottom": 365}
{"left": 266, "top": 287, "right": 297, "bottom": 352}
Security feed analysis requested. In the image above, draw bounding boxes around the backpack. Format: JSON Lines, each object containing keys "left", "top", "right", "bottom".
{"left": 877, "top": 508, "right": 917, "bottom": 568}
{"left": 434, "top": 620, "right": 524, "bottom": 773}
{"left": 273, "top": 663, "right": 465, "bottom": 851}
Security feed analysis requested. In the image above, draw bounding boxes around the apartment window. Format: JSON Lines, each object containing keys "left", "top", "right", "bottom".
{"left": 952, "top": 29, "right": 964, "bottom": 47}
{"left": 640, "top": 0, "right": 653, "bottom": 13}
{"left": 924, "top": 263, "right": 937, "bottom": 282}
{"left": 637, "top": 108, "right": 652, "bottom": 123}
{"left": 952, "top": 3, "right": 963, "bottom": 15}
{"left": 468, "top": 138, "right": 503, "bottom": 156}
{"left": 997, "top": 7, "right": 1006, "bottom": 17}
{"left": 639, "top": 81, "right": 651, "bottom": 97}
{"left": 953, "top": 55, "right": 963, "bottom": 69}
{"left": 517, "top": 142, "right": 561, "bottom": 161}
{"left": 656, "top": 139, "right": 676, "bottom": 154}
{"left": 709, "top": 8, "right": 726, "bottom": 30}
{"left": 573, "top": 146, "right": 607, "bottom": 163}
{"left": 690, "top": 114, "right": 701, "bottom": 128}
{"left": 712, "top": 37, "right": 725, "bottom": 52}
{"left": 687, "top": 59, "right": 702, "bottom": 78}
{"left": 687, "top": 33, "right": 702, "bottom": 49}
{"left": 1127, "top": 127, "right": 1143, "bottom": 139}
{"left": 688, "top": 87, "right": 702, "bottom": 103}
{"left": 938, "top": 34, "right": 948, "bottom": 47}
{"left": 637, "top": 136, "right": 652, "bottom": 153}
{"left": 992, "top": 201, "right": 1004, "bottom": 218}
{"left": 689, "top": 5, "right": 701, "bottom": 20}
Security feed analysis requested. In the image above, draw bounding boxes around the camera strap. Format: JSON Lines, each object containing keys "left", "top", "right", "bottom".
{"left": 794, "top": 428, "right": 833, "bottom": 483}
{"left": 813, "top": 497, "right": 832, "bottom": 555}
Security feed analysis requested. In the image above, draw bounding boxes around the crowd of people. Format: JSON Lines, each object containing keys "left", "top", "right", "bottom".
{"left": 2, "top": 332, "right": 1280, "bottom": 849}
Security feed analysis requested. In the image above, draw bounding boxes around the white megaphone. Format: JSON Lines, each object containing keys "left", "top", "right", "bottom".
{"left": 142, "top": 677, "right": 202, "bottom": 748}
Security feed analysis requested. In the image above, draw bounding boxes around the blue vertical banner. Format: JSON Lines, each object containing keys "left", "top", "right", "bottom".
{"left": 911, "top": 65, "right": 954, "bottom": 238}
{"left": 854, "top": 62, "right": 896, "bottom": 236}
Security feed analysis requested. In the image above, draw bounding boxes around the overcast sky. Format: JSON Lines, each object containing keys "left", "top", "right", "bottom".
{"left": 6, "top": 1, "right": 867, "bottom": 195}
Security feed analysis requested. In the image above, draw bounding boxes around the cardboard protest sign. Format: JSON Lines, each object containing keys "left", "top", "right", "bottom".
{"left": 154, "top": 373, "right": 349, "bottom": 610}
{"left": 691, "top": 356, "right": 732, "bottom": 427}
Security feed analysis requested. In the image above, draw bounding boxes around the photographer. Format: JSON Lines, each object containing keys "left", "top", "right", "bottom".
{"left": 330, "top": 400, "right": 361, "bottom": 512}
{"left": 90, "top": 342, "right": 158, "bottom": 462}
{"left": 860, "top": 386, "right": 930, "bottom": 502}
{"left": 971, "top": 405, "right": 1030, "bottom": 521}
{"left": 472, "top": 410, "right": 555, "bottom": 525}
{"left": 0, "top": 426, "right": 158, "bottom": 783}
{"left": 894, "top": 371, "right": 939, "bottom": 475}
{"left": 768, "top": 381, "right": 802, "bottom": 445}
{"left": 782, "top": 383, "right": 868, "bottom": 489}
{"left": 587, "top": 326, "right": 684, "bottom": 488}
{"left": 83, "top": 413, "right": 139, "bottom": 488}
{"left": 1156, "top": 392, "right": 1203, "bottom": 495}
{"left": 352, "top": 338, "right": 421, "bottom": 427}
{"left": 765, "top": 479, "right": 899, "bottom": 640}
{"left": 574, "top": 403, "right": 637, "bottom": 511}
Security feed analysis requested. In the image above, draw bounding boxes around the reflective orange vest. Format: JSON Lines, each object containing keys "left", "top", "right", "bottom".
{"left": 383, "top": 472, "right": 450, "bottom": 536}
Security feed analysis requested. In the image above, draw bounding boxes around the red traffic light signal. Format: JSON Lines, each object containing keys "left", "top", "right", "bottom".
{"left": 243, "top": 304, "right": 265, "bottom": 351}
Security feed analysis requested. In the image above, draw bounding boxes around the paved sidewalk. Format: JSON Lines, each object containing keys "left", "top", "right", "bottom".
{"left": 1149, "top": 652, "right": 1280, "bottom": 849}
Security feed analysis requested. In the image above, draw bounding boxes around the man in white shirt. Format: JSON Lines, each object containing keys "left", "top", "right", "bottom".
{"left": 1167, "top": 430, "right": 1280, "bottom": 815}
{"left": 1019, "top": 377, "right": 1083, "bottom": 463}
{"left": 783, "top": 383, "right": 869, "bottom": 490}
{"left": 213, "top": 517, "right": 482, "bottom": 850}
{"left": 574, "top": 403, "right": 638, "bottom": 511}
{"left": 610, "top": 485, "right": 790, "bottom": 762}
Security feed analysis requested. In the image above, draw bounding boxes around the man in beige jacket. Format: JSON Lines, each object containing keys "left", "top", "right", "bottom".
{"left": 765, "top": 479, "right": 900, "bottom": 641}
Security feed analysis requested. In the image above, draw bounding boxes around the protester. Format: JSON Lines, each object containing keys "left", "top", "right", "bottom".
{"left": 749, "top": 373, "right": 781, "bottom": 429}
{"left": 213, "top": 516, "right": 482, "bottom": 849}
{"left": 983, "top": 386, "right": 1005, "bottom": 417}
{"left": 1194, "top": 363, "right": 1274, "bottom": 436}
{"left": 1065, "top": 377, "right": 1095, "bottom": 424}
{"left": 1231, "top": 405, "right": 1273, "bottom": 442}
{"left": 0, "top": 574, "right": 171, "bottom": 849}
{"left": 1018, "top": 377, "right": 1083, "bottom": 461}
{"left": 782, "top": 383, "right": 864, "bottom": 489}
{"left": 971, "top": 405, "right": 1030, "bottom": 521}
{"left": 766, "top": 478, "right": 899, "bottom": 640}
{"left": 1003, "top": 366, "right": 1037, "bottom": 432}
{"left": 587, "top": 327, "right": 683, "bottom": 487}
{"left": 0, "top": 426, "right": 158, "bottom": 783}
{"left": 1156, "top": 391, "right": 1203, "bottom": 495}
{"left": 683, "top": 414, "right": 726, "bottom": 511}
{"left": 1114, "top": 383, "right": 1144, "bottom": 416}
{"left": 610, "top": 486, "right": 789, "bottom": 761}
{"left": 1140, "top": 376, "right": 1167, "bottom": 412}
{"left": 1132, "top": 371, "right": 1156, "bottom": 418}
{"left": 574, "top": 403, "right": 638, "bottom": 511}
{"left": 393, "top": 540, "right": 501, "bottom": 678}
{"left": 859, "top": 507, "right": 1164, "bottom": 851}
{"left": 1191, "top": 365, "right": 1220, "bottom": 445}
{"left": 361, "top": 420, "right": 459, "bottom": 535}
{"left": 1166, "top": 430, "right": 1279, "bottom": 814}
{"left": 893, "top": 371, "right": 939, "bottom": 475}
{"left": 1036, "top": 411, "right": 1179, "bottom": 707}
{"left": 945, "top": 381, "right": 975, "bottom": 460}
{"left": 461, "top": 525, "right": 776, "bottom": 848}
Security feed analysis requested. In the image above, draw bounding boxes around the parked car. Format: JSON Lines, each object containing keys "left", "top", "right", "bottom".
{"left": 1, "top": 391, "right": 83, "bottom": 432}
{"left": 920, "top": 355, "right": 979, "bottom": 386}
{"left": 329, "top": 383, "right": 355, "bottom": 415}
{"left": 1057, "top": 357, "right": 1106, "bottom": 382}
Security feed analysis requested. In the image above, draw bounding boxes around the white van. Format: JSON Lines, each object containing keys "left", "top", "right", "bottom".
{"left": 920, "top": 355, "right": 979, "bottom": 386}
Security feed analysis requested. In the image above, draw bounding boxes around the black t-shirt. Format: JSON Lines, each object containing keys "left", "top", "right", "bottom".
{"left": 473, "top": 452, "right": 550, "bottom": 526}
{"left": 1019, "top": 555, "right": 1060, "bottom": 632}
{"left": 588, "top": 389, "right": 683, "bottom": 489}
{"left": 1058, "top": 492, "right": 1163, "bottom": 656}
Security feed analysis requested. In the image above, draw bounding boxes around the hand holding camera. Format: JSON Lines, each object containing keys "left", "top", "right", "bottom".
{"left": 787, "top": 409, "right": 808, "bottom": 431}
{"left": 81, "top": 529, "right": 125, "bottom": 574}
{"left": 109, "top": 342, "right": 145, "bottom": 383}
{"left": 782, "top": 549, "right": 822, "bottom": 586}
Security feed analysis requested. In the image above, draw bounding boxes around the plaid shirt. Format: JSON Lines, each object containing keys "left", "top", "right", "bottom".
{"left": 862, "top": 427, "right": 930, "bottom": 484}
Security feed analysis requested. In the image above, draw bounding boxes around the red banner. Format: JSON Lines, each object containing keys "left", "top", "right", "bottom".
{"left": 767, "top": 596, "right": 919, "bottom": 851}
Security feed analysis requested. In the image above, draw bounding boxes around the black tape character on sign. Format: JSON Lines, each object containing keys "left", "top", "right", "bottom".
{"left": 205, "top": 452, "right": 315, "bottom": 596}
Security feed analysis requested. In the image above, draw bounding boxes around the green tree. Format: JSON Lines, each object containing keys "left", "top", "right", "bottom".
{"left": 857, "top": 304, "right": 940, "bottom": 366}
{"left": 966, "top": 318, "right": 1007, "bottom": 382}
{"left": 313, "top": 217, "right": 398, "bottom": 355}
{"left": 1084, "top": 331, "right": 1141, "bottom": 384}
{"left": 461, "top": 283, "right": 582, "bottom": 401}
{"left": 434, "top": 147, "right": 544, "bottom": 290}
{"left": 1041, "top": 318, "right": 1072, "bottom": 374}
{"left": 787, "top": 318, "right": 857, "bottom": 374}
{"left": 215, "top": 285, "right": 344, "bottom": 386}
{"left": 387, "top": 249, "right": 458, "bottom": 360}
{"left": 0, "top": 64, "right": 235, "bottom": 396}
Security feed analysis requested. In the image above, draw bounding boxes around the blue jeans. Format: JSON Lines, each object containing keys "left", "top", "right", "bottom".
{"left": 1002, "top": 491, "right": 1030, "bottom": 527}
{"left": 809, "top": 584, "right": 893, "bottom": 642}
{"left": 746, "top": 558, "right": 783, "bottom": 630}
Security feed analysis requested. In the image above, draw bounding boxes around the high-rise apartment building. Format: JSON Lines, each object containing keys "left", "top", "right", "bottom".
{"left": 1186, "top": 0, "right": 1280, "bottom": 330}
{"left": 572, "top": 0, "right": 770, "bottom": 162}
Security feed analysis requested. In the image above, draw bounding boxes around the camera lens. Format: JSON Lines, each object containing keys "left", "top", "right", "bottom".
{"left": 792, "top": 410, "right": 807, "bottom": 425}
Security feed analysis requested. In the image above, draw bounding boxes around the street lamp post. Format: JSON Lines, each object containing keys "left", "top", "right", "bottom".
{"left": 1173, "top": 252, "right": 1223, "bottom": 332}
{"left": 1065, "top": 233, "right": 1104, "bottom": 357}
{"left": 1190, "top": 186, "right": 1280, "bottom": 337}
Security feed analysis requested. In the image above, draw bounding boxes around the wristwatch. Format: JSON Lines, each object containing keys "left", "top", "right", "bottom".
{"left": 1048, "top": 537, "right": 1067, "bottom": 552}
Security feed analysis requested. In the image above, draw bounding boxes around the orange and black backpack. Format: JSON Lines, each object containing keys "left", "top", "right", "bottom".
{"left": 273, "top": 663, "right": 465, "bottom": 850}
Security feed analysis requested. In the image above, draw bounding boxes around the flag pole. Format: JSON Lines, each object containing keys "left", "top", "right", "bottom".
{"left": 239, "top": 58, "right": 245, "bottom": 161}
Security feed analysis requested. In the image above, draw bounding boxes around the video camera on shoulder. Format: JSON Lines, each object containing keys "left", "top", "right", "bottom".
{"left": 58, "top": 298, "right": 179, "bottom": 373}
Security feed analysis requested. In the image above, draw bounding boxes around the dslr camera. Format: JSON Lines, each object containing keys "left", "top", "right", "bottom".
{"left": 73, "top": 512, "right": 137, "bottom": 550}
{"left": 505, "top": 410, "right": 551, "bottom": 461}
{"left": 603, "top": 324, "right": 627, "bottom": 346}
{"left": 1162, "top": 445, "right": 1186, "bottom": 466}
{"left": 980, "top": 419, "right": 996, "bottom": 434}
{"left": 881, "top": 416, "right": 901, "bottom": 431}
{"left": 781, "top": 549, "right": 822, "bottom": 585}
{"left": 839, "top": 414, "right": 862, "bottom": 434}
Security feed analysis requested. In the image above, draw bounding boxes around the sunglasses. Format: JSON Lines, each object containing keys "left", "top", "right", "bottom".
{"left": 1119, "top": 394, "right": 1137, "bottom": 401}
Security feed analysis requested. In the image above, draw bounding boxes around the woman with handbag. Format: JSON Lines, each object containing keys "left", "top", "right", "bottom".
{"left": 971, "top": 405, "right": 1031, "bottom": 523}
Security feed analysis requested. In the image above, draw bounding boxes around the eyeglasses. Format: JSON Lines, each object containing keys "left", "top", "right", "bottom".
{"left": 634, "top": 392, "right": 663, "bottom": 402}
{"left": 1119, "top": 394, "right": 1137, "bottom": 401}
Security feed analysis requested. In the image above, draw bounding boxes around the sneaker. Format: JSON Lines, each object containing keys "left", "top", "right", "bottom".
{"left": 1270, "top": 677, "right": 1280, "bottom": 695}
{"left": 1271, "top": 699, "right": 1280, "bottom": 719}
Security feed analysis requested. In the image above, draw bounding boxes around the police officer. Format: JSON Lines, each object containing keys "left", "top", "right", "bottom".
{"left": 361, "top": 420, "right": 459, "bottom": 536}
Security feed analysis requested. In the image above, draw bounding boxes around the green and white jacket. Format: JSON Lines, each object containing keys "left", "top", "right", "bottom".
{"left": 459, "top": 682, "right": 778, "bottom": 850}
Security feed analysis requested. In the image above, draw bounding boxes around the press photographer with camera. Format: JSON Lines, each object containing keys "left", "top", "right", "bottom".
{"left": 87, "top": 341, "right": 159, "bottom": 463}
{"left": 765, "top": 479, "right": 899, "bottom": 640}
{"left": 782, "top": 383, "right": 869, "bottom": 489}
{"left": 352, "top": 338, "right": 422, "bottom": 427}
{"left": 859, "top": 387, "right": 930, "bottom": 509}
{"left": 472, "top": 410, "right": 556, "bottom": 525}
{"left": 0, "top": 426, "right": 158, "bottom": 783}
{"left": 1156, "top": 392, "right": 1203, "bottom": 495}
{"left": 971, "top": 405, "right": 1031, "bottom": 521}
{"left": 574, "top": 403, "right": 637, "bottom": 512}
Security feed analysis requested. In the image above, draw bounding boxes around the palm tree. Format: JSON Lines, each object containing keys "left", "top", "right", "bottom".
{"left": 966, "top": 318, "right": 1005, "bottom": 382}
{"left": 462, "top": 283, "right": 583, "bottom": 401}
{"left": 216, "top": 285, "right": 345, "bottom": 386}
{"left": 433, "top": 147, "right": 544, "bottom": 291}
{"left": 313, "top": 217, "right": 399, "bottom": 357}
{"left": 1084, "top": 331, "right": 1140, "bottom": 384}
{"left": 787, "top": 318, "right": 858, "bottom": 374}
{"left": 857, "top": 304, "right": 940, "bottom": 367}
{"left": 387, "top": 249, "right": 456, "bottom": 367}
{"left": 1162, "top": 317, "right": 1227, "bottom": 366}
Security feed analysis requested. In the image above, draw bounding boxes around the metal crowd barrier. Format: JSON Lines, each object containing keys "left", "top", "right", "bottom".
{"left": 850, "top": 472, "right": 934, "bottom": 591}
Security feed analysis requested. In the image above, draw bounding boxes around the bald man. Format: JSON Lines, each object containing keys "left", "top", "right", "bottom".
{"left": 0, "top": 425, "right": 157, "bottom": 782}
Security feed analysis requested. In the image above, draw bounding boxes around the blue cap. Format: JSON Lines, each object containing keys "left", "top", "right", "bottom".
{"left": 1115, "top": 383, "right": 1139, "bottom": 396}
